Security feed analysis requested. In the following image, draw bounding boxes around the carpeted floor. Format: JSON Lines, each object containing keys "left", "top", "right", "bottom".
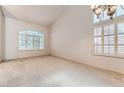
{"left": 0, "top": 56, "right": 124, "bottom": 87}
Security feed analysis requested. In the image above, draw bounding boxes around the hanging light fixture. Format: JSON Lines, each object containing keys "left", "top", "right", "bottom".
{"left": 91, "top": 5, "right": 124, "bottom": 20}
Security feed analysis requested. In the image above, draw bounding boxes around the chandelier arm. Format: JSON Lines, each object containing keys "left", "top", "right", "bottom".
{"left": 99, "top": 7, "right": 105, "bottom": 21}
{"left": 103, "top": 5, "right": 107, "bottom": 11}
{"left": 121, "top": 5, "right": 124, "bottom": 10}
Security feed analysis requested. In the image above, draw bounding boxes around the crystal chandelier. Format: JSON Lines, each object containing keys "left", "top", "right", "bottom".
{"left": 91, "top": 5, "right": 124, "bottom": 20}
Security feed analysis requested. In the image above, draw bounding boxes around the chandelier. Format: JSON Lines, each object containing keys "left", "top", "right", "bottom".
{"left": 91, "top": 5, "right": 124, "bottom": 20}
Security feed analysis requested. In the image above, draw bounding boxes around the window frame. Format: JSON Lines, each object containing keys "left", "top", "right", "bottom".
{"left": 18, "top": 30, "right": 45, "bottom": 51}
{"left": 93, "top": 13, "right": 124, "bottom": 58}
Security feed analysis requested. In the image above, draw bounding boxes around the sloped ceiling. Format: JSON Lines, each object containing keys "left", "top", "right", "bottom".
{"left": 1, "top": 5, "right": 69, "bottom": 27}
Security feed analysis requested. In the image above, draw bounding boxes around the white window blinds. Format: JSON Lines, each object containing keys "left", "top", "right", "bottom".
{"left": 103, "top": 24, "right": 115, "bottom": 54}
{"left": 94, "top": 27, "right": 102, "bottom": 53}
{"left": 117, "top": 23, "right": 124, "bottom": 54}
{"left": 18, "top": 30, "right": 45, "bottom": 50}
{"left": 94, "top": 22, "right": 124, "bottom": 57}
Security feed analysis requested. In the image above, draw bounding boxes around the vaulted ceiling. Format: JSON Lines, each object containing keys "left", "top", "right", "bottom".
{"left": 1, "top": 5, "right": 69, "bottom": 27}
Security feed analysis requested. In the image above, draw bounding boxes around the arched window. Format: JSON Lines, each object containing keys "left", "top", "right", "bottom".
{"left": 18, "top": 30, "right": 45, "bottom": 50}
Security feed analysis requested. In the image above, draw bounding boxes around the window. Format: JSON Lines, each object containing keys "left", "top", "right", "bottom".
{"left": 93, "top": 6, "right": 124, "bottom": 23}
{"left": 117, "top": 6, "right": 124, "bottom": 17}
{"left": 18, "top": 30, "right": 44, "bottom": 50}
{"left": 93, "top": 6, "right": 124, "bottom": 57}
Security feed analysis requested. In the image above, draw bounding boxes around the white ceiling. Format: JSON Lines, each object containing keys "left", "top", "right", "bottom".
{"left": 1, "top": 5, "right": 69, "bottom": 27}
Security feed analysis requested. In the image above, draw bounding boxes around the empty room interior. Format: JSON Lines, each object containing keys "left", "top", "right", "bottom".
{"left": 0, "top": 5, "right": 124, "bottom": 87}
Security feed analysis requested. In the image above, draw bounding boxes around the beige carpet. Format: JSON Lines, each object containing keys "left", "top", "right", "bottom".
{"left": 0, "top": 56, "right": 124, "bottom": 87}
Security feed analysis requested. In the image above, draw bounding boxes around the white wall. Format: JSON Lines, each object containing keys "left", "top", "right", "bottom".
{"left": 0, "top": 7, "right": 4, "bottom": 61}
{"left": 3, "top": 17, "right": 50, "bottom": 60}
{"left": 51, "top": 5, "right": 124, "bottom": 74}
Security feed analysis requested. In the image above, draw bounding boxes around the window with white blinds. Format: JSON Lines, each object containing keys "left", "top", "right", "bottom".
{"left": 93, "top": 22, "right": 124, "bottom": 57}
{"left": 18, "top": 30, "right": 45, "bottom": 50}
{"left": 93, "top": 7, "right": 124, "bottom": 57}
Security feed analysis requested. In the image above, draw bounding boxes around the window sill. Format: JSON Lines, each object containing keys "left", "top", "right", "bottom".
{"left": 18, "top": 48, "right": 45, "bottom": 52}
{"left": 92, "top": 53, "right": 124, "bottom": 59}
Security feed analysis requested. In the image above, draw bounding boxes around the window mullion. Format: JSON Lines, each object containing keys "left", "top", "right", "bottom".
{"left": 114, "top": 23, "right": 118, "bottom": 56}
{"left": 26, "top": 32, "right": 27, "bottom": 49}
{"left": 102, "top": 25, "right": 104, "bottom": 54}
{"left": 38, "top": 36, "right": 40, "bottom": 49}
{"left": 33, "top": 36, "right": 34, "bottom": 49}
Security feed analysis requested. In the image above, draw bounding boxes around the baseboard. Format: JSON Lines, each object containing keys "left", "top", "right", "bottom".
{"left": 1, "top": 54, "right": 51, "bottom": 62}
{"left": 0, "top": 60, "right": 2, "bottom": 63}
{"left": 51, "top": 55, "right": 124, "bottom": 76}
